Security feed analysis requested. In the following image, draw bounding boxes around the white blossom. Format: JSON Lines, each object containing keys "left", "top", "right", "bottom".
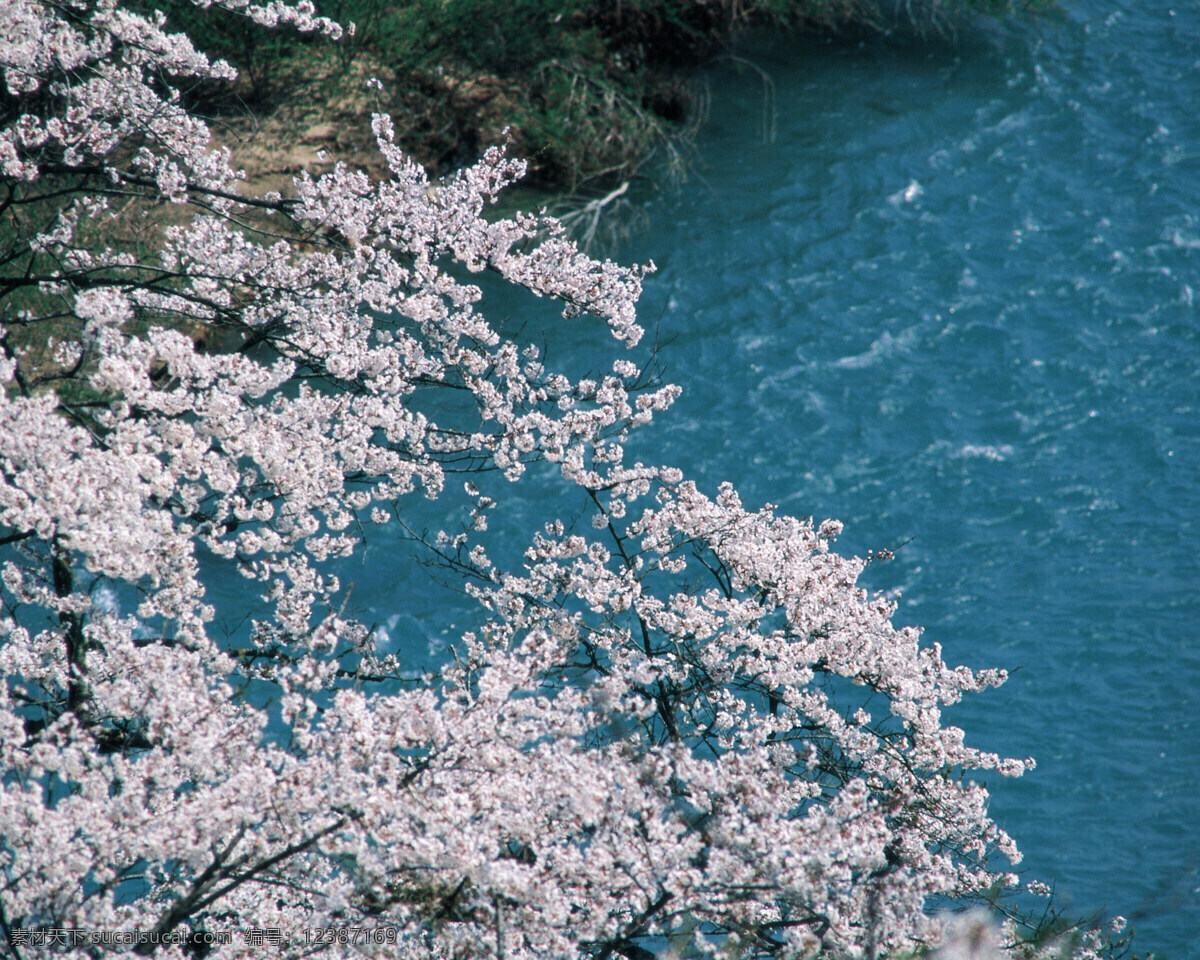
{"left": 0, "top": 1, "right": 1119, "bottom": 956}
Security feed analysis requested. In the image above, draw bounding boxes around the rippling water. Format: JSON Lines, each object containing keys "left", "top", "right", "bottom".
{"left": 581, "top": 2, "right": 1199, "bottom": 953}
{"left": 230, "top": 1, "right": 1200, "bottom": 952}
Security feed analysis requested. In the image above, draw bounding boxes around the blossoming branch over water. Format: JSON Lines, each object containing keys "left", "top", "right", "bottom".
{"left": 0, "top": 0, "right": 1125, "bottom": 957}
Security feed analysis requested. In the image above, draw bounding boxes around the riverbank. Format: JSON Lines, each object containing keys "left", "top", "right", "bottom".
{"left": 180, "top": 0, "right": 1050, "bottom": 196}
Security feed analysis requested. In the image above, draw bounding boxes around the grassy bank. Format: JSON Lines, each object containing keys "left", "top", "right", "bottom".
{"left": 152, "top": 0, "right": 1048, "bottom": 191}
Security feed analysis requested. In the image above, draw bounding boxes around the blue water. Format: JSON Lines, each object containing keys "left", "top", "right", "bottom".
{"left": 255, "top": 1, "right": 1199, "bottom": 953}
{"left": 571, "top": 3, "right": 1198, "bottom": 954}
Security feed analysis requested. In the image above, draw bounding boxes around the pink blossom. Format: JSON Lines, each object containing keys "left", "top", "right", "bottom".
{"left": 0, "top": 0, "right": 1123, "bottom": 955}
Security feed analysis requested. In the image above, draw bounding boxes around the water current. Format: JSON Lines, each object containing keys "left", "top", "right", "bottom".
{"left": 277, "top": 0, "right": 1200, "bottom": 953}
{"left": 585, "top": 2, "right": 1199, "bottom": 953}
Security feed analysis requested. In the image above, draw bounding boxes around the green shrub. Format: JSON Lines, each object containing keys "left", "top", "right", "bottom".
{"left": 139, "top": 0, "right": 1050, "bottom": 187}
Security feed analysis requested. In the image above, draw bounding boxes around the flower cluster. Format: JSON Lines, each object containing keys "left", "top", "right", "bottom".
{"left": 0, "top": 1, "right": 1119, "bottom": 958}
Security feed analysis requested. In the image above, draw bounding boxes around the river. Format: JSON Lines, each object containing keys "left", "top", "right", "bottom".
{"left": 581, "top": 1, "right": 1199, "bottom": 954}
{"left": 297, "top": 0, "right": 1200, "bottom": 953}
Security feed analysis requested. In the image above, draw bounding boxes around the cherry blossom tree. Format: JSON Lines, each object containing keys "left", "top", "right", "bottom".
{"left": 0, "top": 1, "right": 1121, "bottom": 958}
